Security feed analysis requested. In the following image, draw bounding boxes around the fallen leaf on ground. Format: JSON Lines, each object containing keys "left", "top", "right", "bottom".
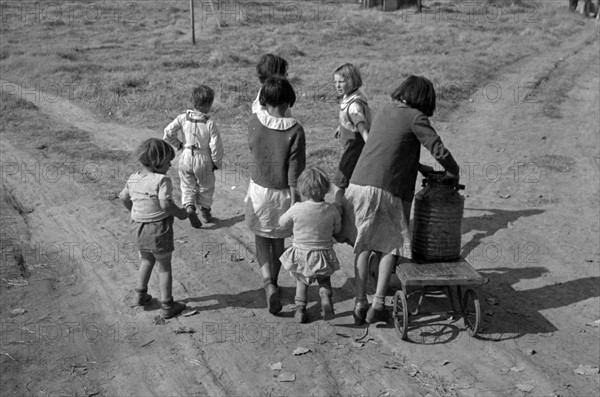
{"left": 183, "top": 310, "right": 198, "bottom": 317}
{"left": 585, "top": 319, "right": 600, "bottom": 327}
{"left": 10, "top": 308, "right": 26, "bottom": 315}
{"left": 277, "top": 372, "right": 295, "bottom": 382}
{"left": 240, "top": 310, "right": 255, "bottom": 317}
{"left": 516, "top": 383, "right": 535, "bottom": 392}
{"left": 175, "top": 239, "right": 187, "bottom": 244}
{"left": 500, "top": 194, "right": 511, "bottom": 199}
{"left": 510, "top": 365, "right": 525, "bottom": 372}
{"left": 293, "top": 347, "right": 311, "bottom": 356}
{"left": 174, "top": 327, "right": 195, "bottom": 334}
{"left": 574, "top": 364, "right": 599, "bottom": 375}
{"left": 406, "top": 366, "right": 419, "bottom": 377}
{"left": 383, "top": 362, "right": 401, "bottom": 369}
{"left": 507, "top": 222, "right": 515, "bottom": 229}
{"left": 188, "top": 359, "right": 203, "bottom": 366}
{"left": 441, "top": 360, "right": 451, "bottom": 366}
{"left": 522, "top": 348, "right": 536, "bottom": 356}
{"left": 269, "top": 362, "right": 282, "bottom": 370}
{"left": 486, "top": 298, "right": 498, "bottom": 305}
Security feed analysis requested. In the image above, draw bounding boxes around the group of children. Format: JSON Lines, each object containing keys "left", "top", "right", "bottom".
{"left": 119, "top": 54, "right": 460, "bottom": 322}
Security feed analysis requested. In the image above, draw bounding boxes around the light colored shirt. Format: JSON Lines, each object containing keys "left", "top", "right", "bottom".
{"left": 163, "top": 110, "right": 224, "bottom": 169}
{"left": 339, "top": 89, "right": 371, "bottom": 133}
{"left": 119, "top": 172, "right": 173, "bottom": 223}
{"left": 279, "top": 201, "right": 342, "bottom": 248}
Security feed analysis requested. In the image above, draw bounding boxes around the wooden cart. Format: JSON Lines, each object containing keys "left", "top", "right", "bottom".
{"left": 392, "top": 257, "right": 486, "bottom": 340}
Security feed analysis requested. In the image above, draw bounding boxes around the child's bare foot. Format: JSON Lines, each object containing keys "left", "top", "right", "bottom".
{"left": 186, "top": 205, "right": 202, "bottom": 228}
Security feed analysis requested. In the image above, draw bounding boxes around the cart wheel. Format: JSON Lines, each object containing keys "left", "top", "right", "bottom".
{"left": 462, "top": 289, "right": 480, "bottom": 337}
{"left": 393, "top": 290, "right": 408, "bottom": 340}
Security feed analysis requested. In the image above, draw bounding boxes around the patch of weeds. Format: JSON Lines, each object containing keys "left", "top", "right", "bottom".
{"left": 54, "top": 63, "right": 104, "bottom": 74}
{"left": 57, "top": 51, "right": 80, "bottom": 62}
{"left": 44, "top": 20, "right": 66, "bottom": 27}
{"left": 275, "top": 44, "right": 305, "bottom": 57}
{"left": 163, "top": 60, "right": 201, "bottom": 69}
{"left": 109, "top": 75, "right": 149, "bottom": 97}
{"left": 228, "top": 53, "right": 253, "bottom": 66}
{"left": 0, "top": 92, "right": 38, "bottom": 112}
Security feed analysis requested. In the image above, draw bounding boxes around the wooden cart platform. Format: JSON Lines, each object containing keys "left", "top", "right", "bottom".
{"left": 392, "top": 257, "right": 486, "bottom": 340}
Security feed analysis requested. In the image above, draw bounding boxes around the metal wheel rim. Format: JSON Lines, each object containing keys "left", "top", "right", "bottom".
{"left": 462, "top": 289, "right": 480, "bottom": 337}
{"left": 393, "top": 290, "right": 408, "bottom": 340}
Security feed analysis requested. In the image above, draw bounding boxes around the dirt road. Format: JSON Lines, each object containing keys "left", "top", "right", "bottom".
{"left": 1, "top": 28, "right": 598, "bottom": 397}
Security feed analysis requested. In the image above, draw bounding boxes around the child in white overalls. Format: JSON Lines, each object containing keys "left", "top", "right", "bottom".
{"left": 164, "top": 85, "right": 224, "bottom": 228}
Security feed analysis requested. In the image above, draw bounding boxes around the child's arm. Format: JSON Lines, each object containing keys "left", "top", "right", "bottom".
{"left": 278, "top": 205, "right": 295, "bottom": 229}
{"left": 159, "top": 199, "right": 188, "bottom": 220}
{"left": 118, "top": 185, "right": 133, "bottom": 211}
{"left": 412, "top": 114, "right": 460, "bottom": 178}
{"left": 209, "top": 121, "right": 224, "bottom": 170}
{"left": 349, "top": 102, "right": 370, "bottom": 142}
{"left": 290, "top": 187, "right": 299, "bottom": 205}
{"left": 163, "top": 115, "right": 184, "bottom": 150}
{"left": 287, "top": 127, "right": 306, "bottom": 203}
{"left": 356, "top": 121, "right": 369, "bottom": 143}
{"left": 332, "top": 205, "right": 344, "bottom": 242}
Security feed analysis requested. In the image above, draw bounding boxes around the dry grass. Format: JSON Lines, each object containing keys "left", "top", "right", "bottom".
{"left": 0, "top": 0, "right": 591, "bottom": 168}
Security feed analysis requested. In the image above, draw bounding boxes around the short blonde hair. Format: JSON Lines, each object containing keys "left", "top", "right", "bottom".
{"left": 297, "top": 167, "right": 330, "bottom": 201}
{"left": 333, "top": 63, "right": 363, "bottom": 92}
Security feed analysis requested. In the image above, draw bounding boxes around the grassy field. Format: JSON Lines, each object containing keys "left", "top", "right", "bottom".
{"left": 0, "top": 0, "right": 588, "bottom": 169}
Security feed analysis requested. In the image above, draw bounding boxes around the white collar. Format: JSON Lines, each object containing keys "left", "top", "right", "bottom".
{"left": 256, "top": 108, "right": 297, "bottom": 130}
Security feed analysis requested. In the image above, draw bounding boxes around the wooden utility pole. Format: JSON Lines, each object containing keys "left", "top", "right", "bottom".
{"left": 190, "top": 0, "right": 195, "bottom": 44}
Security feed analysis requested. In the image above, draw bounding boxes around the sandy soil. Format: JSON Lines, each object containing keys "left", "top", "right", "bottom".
{"left": 1, "top": 27, "right": 599, "bottom": 397}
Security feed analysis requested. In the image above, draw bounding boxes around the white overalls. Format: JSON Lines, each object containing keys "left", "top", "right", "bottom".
{"left": 163, "top": 110, "right": 224, "bottom": 209}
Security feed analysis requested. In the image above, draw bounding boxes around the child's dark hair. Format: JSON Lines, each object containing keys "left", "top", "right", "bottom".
{"left": 256, "top": 54, "right": 288, "bottom": 84}
{"left": 136, "top": 138, "right": 175, "bottom": 173}
{"left": 391, "top": 75, "right": 436, "bottom": 117}
{"left": 259, "top": 76, "right": 296, "bottom": 108}
{"left": 333, "top": 63, "right": 363, "bottom": 92}
{"left": 191, "top": 85, "right": 215, "bottom": 110}
{"left": 297, "top": 167, "right": 330, "bottom": 201}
